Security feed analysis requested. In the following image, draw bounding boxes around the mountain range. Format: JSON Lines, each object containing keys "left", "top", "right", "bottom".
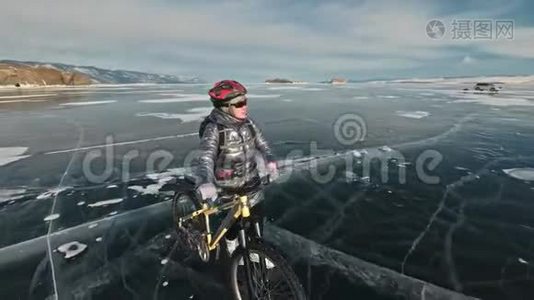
{"left": 0, "top": 60, "right": 202, "bottom": 86}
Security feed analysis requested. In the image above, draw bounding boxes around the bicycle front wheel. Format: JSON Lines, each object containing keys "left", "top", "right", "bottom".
{"left": 228, "top": 241, "right": 306, "bottom": 300}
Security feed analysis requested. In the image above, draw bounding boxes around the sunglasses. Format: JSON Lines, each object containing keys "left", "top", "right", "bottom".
{"left": 221, "top": 98, "right": 247, "bottom": 108}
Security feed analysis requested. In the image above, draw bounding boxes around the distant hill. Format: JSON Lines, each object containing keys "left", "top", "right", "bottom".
{"left": 265, "top": 78, "right": 295, "bottom": 84}
{"left": 0, "top": 60, "right": 203, "bottom": 86}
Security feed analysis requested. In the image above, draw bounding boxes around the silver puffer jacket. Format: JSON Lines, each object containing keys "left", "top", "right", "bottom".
{"left": 195, "top": 108, "right": 275, "bottom": 189}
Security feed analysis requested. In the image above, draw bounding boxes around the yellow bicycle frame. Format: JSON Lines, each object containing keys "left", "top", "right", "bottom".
{"left": 178, "top": 195, "right": 251, "bottom": 251}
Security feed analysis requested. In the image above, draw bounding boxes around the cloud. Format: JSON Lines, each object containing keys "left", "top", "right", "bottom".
{"left": 0, "top": 0, "right": 532, "bottom": 80}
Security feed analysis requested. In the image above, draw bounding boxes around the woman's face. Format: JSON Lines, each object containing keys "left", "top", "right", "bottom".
{"left": 229, "top": 101, "right": 248, "bottom": 120}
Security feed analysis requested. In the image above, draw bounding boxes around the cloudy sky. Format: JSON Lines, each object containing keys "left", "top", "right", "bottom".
{"left": 2, "top": 0, "right": 534, "bottom": 81}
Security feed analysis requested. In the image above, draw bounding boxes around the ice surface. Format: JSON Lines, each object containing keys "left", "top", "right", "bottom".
{"left": 0, "top": 147, "right": 30, "bottom": 167}
{"left": 503, "top": 168, "right": 534, "bottom": 181}
{"left": 57, "top": 241, "right": 87, "bottom": 259}
{"left": 139, "top": 94, "right": 207, "bottom": 103}
{"left": 247, "top": 93, "right": 282, "bottom": 98}
{"left": 453, "top": 95, "right": 534, "bottom": 107}
{"left": 267, "top": 86, "right": 323, "bottom": 91}
{"left": 0, "top": 99, "right": 48, "bottom": 104}
{"left": 0, "top": 94, "right": 56, "bottom": 99}
{"left": 395, "top": 111, "right": 431, "bottom": 119}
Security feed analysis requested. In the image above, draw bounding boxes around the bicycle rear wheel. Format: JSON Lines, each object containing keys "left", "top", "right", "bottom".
{"left": 172, "top": 191, "right": 204, "bottom": 252}
{"left": 228, "top": 241, "right": 306, "bottom": 300}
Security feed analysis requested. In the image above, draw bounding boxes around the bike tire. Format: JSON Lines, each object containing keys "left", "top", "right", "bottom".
{"left": 228, "top": 241, "right": 306, "bottom": 300}
{"left": 172, "top": 191, "right": 203, "bottom": 252}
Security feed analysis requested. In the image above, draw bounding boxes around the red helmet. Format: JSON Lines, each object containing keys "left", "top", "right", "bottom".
{"left": 209, "top": 80, "right": 247, "bottom": 103}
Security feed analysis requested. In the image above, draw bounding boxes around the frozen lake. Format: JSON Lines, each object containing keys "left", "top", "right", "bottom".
{"left": 1, "top": 82, "right": 534, "bottom": 299}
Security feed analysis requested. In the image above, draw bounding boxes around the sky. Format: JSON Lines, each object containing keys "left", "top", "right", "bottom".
{"left": 1, "top": 0, "right": 534, "bottom": 82}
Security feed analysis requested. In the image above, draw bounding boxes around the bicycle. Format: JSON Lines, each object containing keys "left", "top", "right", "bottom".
{"left": 172, "top": 176, "right": 306, "bottom": 300}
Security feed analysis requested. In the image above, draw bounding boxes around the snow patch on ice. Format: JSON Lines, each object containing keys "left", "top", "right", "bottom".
{"left": 43, "top": 213, "right": 60, "bottom": 221}
{"left": 88, "top": 223, "right": 98, "bottom": 229}
{"left": 57, "top": 241, "right": 87, "bottom": 259}
{"left": 518, "top": 258, "right": 528, "bottom": 264}
{"left": 161, "top": 258, "right": 169, "bottom": 265}
{"left": 128, "top": 168, "right": 189, "bottom": 195}
{"left": 379, "top": 146, "right": 394, "bottom": 152}
{"left": 0, "top": 189, "right": 27, "bottom": 203}
{"left": 95, "top": 237, "right": 103, "bottom": 242}
{"left": 136, "top": 107, "right": 211, "bottom": 122}
{"left": 60, "top": 100, "right": 116, "bottom": 106}
{"left": 503, "top": 168, "right": 534, "bottom": 181}
{"left": 0, "top": 147, "right": 30, "bottom": 167}
{"left": 87, "top": 198, "right": 123, "bottom": 207}
{"left": 353, "top": 96, "right": 369, "bottom": 100}
{"left": 77, "top": 201, "right": 86, "bottom": 206}
{"left": 36, "top": 186, "right": 71, "bottom": 200}
{"left": 396, "top": 111, "right": 431, "bottom": 119}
